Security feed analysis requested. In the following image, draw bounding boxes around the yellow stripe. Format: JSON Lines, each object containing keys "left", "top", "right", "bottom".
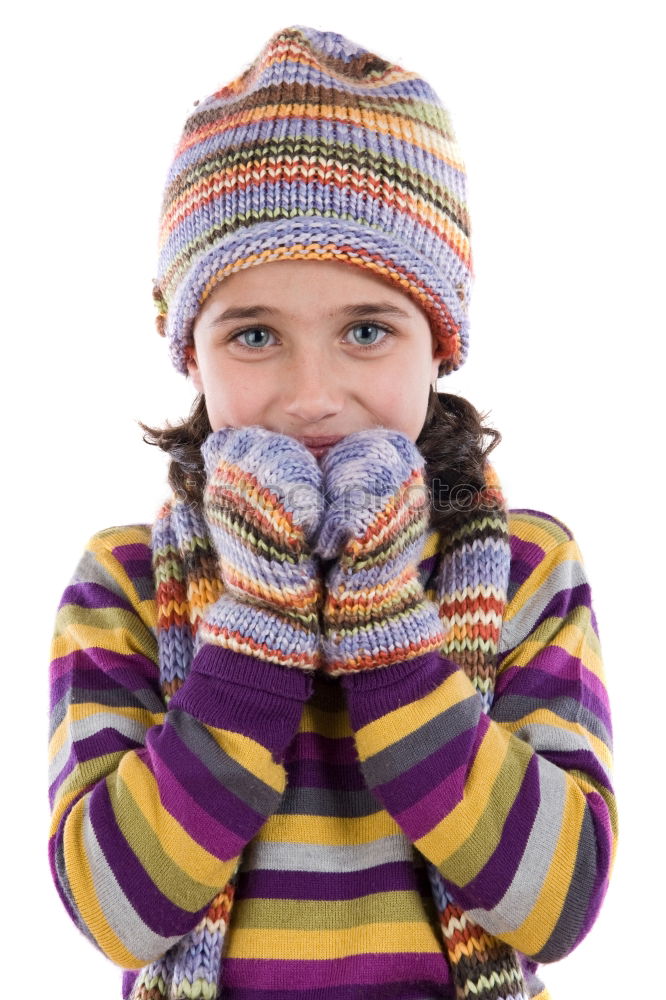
{"left": 91, "top": 528, "right": 158, "bottom": 629}
{"left": 112, "top": 754, "right": 236, "bottom": 896}
{"left": 415, "top": 723, "right": 513, "bottom": 865}
{"left": 63, "top": 797, "right": 141, "bottom": 967}
{"left": 50, "top": 751, "right": 126, "bottom": 831}
{"left": 298, "top": 701, "right": 354, "bottom": 740}
{"left": 441, "top": 737, "right": 532, "bottom": 884}
{"left": 500, "top": 608, "right": 602, "bottom": 680}
{"left": 258, "top": 809, "right": 400, "bottom": 845}
{"left": 499, "top": 778, "right": 585, "bottom": 955}
{"left": 353, "top": 668, "right": 473, "bottom": 759}
{"left": 52, "top": 621, "right": 156, "bottom": 661}
{"left": 498, "top": 708, "right": 612, "bottom": 769}
{"left": 222, "top": 921, "right": 443, "bottom": 959}
{"left": 506, "top": 512, "right": 571, "bottom": 553}
{"left": 206, "top": 728, "right": 290, "bottom": 794}
{"left": 502, "top": 522, "right": 575, "bottom": 629}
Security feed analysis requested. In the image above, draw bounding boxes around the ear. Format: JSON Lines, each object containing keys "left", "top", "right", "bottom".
{"left": 185, "top": 345, "right": 204, "bottom": 393}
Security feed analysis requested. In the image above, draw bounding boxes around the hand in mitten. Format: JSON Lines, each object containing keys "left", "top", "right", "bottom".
{"left": 314, "top": 429, "right": 445, "bottom": 676}
{"left": 198, "top": 425, "right": 325, "bottom": 671}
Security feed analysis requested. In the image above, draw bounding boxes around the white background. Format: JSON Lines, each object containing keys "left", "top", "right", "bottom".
{"left": 4, "top": 1, "right": 663, "bottom": 996}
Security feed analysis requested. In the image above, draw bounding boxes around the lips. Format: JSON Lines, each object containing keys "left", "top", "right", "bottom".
{"left": 298, "top": 435, "right": 344, "bottom": 459}
{"left": 299, "top": 436, "right": 344, "bottom": 447}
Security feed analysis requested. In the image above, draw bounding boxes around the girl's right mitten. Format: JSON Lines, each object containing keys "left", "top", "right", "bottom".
{"left": 198, "top": 425, "right": 325, "bottom": 672}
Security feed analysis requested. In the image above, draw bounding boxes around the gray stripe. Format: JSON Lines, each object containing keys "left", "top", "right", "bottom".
{"left": 167, "top": 709, "right": 283, "bottom": 816}
{"left": 241, "top": 832, "right": 416, "bottom": 873}
{"left": 504, "top": 722, "right": 612, "bottom": 782}
{"left": 464, "top": 755, "right": 567, "bottom": 933}
{"left": 49, "top": 713, "right": 151, "bottom": 786}
{"left": 536, "top": 805, "right": 598, "bottom": 961}
{"left": 49, "top": 694, "right": 67, "bottom": 739}
{"left": 360, "top": 693, "right": 479, "bottom": 788}
{"left": 70, "top": 549, "right": 128, "bottom": 599}
{"left": 66, "top": 685, "right": 164, "bottom": 712}
{"left": 498, "top": 557, "right": 588, "bottom": 654}
{"left": 276, "top": 783, "right": 382, "bottom": 818}
{"left": 54, "top": 827, "right": 97, "bottom": 948}
{"left": 82, "top": 796, "right": 183, "bottom": 962}
{"left": 492, "top": 695, "right": 611, "bottom": 748}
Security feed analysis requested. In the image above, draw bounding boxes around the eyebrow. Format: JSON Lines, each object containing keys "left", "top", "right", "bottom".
{"left": 209, "top": 302, "right": 412, "bottom": 324}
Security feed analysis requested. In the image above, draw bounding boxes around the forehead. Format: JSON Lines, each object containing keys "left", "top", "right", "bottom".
{"left": 197, "top": 257, "right": 428, "bottom": 323}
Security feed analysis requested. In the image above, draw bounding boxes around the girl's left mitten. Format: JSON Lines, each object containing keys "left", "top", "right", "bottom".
{"left": 315, "top": 428, "right": 445, "bottom": 676}
{"left": 198, "top": 425, "right": 325, "bottom": 672}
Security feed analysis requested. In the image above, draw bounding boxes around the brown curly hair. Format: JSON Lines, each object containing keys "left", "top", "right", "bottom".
{"left": 138, "top": 388, "right": 502, "bottom": 533}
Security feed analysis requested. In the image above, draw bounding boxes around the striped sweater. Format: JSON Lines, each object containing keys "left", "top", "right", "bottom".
{"left": 48, "top": 508, "right": 616, "bottom": 999}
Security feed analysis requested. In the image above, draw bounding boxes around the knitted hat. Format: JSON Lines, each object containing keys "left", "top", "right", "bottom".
{"left": 153, "top": 25, "right": 473, "bottom": 377}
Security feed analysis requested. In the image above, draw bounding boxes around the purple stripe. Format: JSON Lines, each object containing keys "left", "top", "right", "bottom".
{"left": 537, "top": 749, "right": 613, "bottom": 791}
{"left": 418, "top": 552, "right": 438, "bottom": 584}
{"left": 496, "top": 654, "right": 609, "bottom": 714}
{"left": 49, "top": 755, "right": 77, "bottom": 805}
{"left": 509, "top": 508, "right": 574, "bottom": 540}
{"left": 220, "top": 952, "right": 451, "bottom": 990}
{"left": 50, "top": 646, "right": 158, "bottom": 685}
{"left": 167, "top": 116, "right": 453, "bottom": 205}
{"left": 495, "top": 659, "right": 610, "bottom": 727}
{"left": 110, "top": 542, "right": 153, "bottom": 580}
{"left": 218, "top": 983, "right": 450, "bottom": 1000}
{"left": 373, "top": 722, "right": 482, "bottom": 810}
{"left": 235, "top": 860, "right": 432, "bottom": 901}
{"left": 342, "top": 652, "right": 458, "bottom": 730}
{"left": 122, "top": 970, "right": 138, "bottom": 999}
{"left": 577, "top": 793, "right": 614, "bottom": 940}
{"left": 538, "top": 582, "right": 592, "bottom": 631}
{"left": 50, "top": 649, "right": 159, "bottom": 707}
{"left": 66, "top": 729, "right": 141, "bottom": 766}
{"left": 52, "top": 672, "right": 155, "bottom": 708}
{"left": 89, "top": 782, "right": 207, "bottom": 936}
{"left": 390, "top": 717, "right": 490, "bottom": 841}
{"left": 458, "top": 751, "right": 541, "bottom": 909}
{"left": 284, "top": 732, "right": 358, "bottom": 764}
{"left": 143, "top": 726, "right": 263, "bottom": 854}
{"left": 58, "top": 581, "right": 133, "bottom": 613}
{"left": 508, "top": 536, "right": 546, "bottom": 588}
{"left": 163, "top": 179, "right": 438, "bottom": 266}
{"left": 285, "top": 757, "right": 367, "bottom": 790}
{"left": 170, "top": 646, "right": 311, "bottom": 753}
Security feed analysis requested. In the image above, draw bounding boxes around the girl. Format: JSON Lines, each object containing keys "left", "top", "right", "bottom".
{"left": 48, "top": 25, "right": 616, "bottom": 1000}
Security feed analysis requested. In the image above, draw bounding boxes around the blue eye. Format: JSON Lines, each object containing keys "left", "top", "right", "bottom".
{"left": 232, "top": 327, "right": 275, "bottom": 349}
{"left": 347, "top": 323, "right": 390, "bottom": 349}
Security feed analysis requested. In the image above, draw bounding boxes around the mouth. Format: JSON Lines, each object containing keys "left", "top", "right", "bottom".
{"left": 298, "top": 436, "right": 344, "bottom": 458}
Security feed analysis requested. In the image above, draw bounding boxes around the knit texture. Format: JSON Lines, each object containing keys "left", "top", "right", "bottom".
{"left": 140, "top": 457, "right": 530, "bottom": 1000}
{"left": 48, "top": 506, "right": 616, "bottom": 999}
{"left": 197, "top": 426, "right": 324, "bottom": 670}
{"left": 153, "top": 25, "right": 472, "bottom": 376}
{"left": 316, "top": 429, "right": 447, "bottom": 674}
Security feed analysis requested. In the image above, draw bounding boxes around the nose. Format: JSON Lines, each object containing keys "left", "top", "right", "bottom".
{"left": 281, "top": 350, "right": 344, "bottom": 424}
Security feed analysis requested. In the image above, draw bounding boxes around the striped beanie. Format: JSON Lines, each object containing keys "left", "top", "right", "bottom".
{"left": 153, "top": 25, "right": 473, "bottom": 376}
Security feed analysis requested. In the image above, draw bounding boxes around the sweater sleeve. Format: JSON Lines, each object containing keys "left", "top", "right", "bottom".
{"left": 48, "top": 525, "right": 312, "bottom": 969}
{"left": 339, "top": 516, "right": 616, "bottom": 963}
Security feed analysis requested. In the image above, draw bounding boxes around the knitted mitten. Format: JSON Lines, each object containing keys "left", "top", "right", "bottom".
{"left": 198, "top": 425, "right": 325, "bottom": 671}
{"left": 314, "top": 429, "right": 445, "bottom": 676}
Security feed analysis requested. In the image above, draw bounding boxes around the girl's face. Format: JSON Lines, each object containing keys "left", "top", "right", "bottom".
{"left": 187, "top": 258, "right": 444, "bottom": 456}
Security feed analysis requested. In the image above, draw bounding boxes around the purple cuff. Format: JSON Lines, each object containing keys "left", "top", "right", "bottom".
{"left": 340, "top": 651, "right": 460, "bottom": 729}
{"left": 170, "top": 644, "right": 313, "bottom": 755}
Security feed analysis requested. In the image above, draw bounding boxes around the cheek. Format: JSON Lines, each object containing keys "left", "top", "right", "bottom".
{"left": 200, "top": 365, "right": 271, "bottom": 431}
